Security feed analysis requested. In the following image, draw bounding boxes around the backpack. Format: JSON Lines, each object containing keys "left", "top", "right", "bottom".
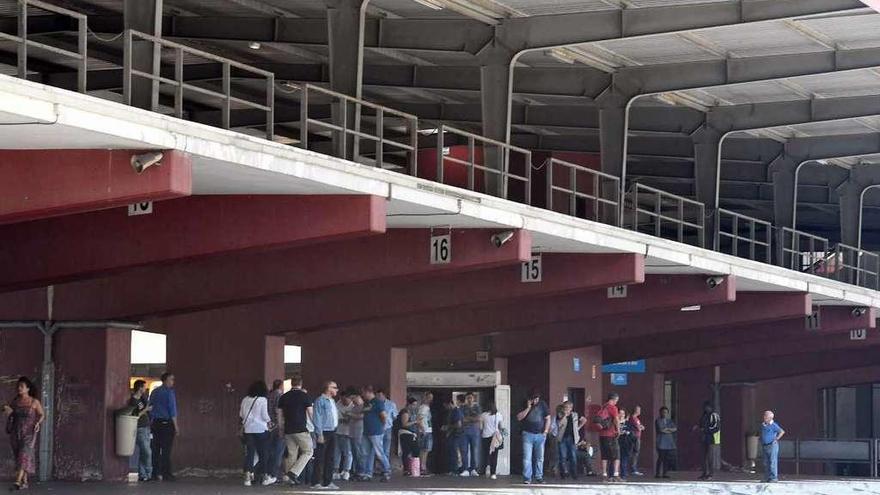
{"left": 590, "top": 405, "right": 611, "bottom": 432}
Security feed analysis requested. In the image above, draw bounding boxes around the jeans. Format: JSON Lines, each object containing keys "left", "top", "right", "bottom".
{"left": 350, "top": 434, "right": 364, "bottom": 475}
{"left": 363, "top": 434, "right": 390, "bottom": 477}
{"left": 481, "top": 437, "right": 499, "bottom": 475}
{"left": 334, "top": 434, "right": 354, "bottom": 473}
{"left": 522, "top": 432, "right": 546, "bottom": 481}
{"left": 447, "top": 434, "right": 462, "bottom": 473}
{"left": 558, "top": 437, "right": 577, "bottom": 477}
{"left": 150, "top": 420, "right": 175, "bottom": 478}
{"left": 266, "top": 433, "right": 286, "bottom": 478}
{"left": 135, "top": 426, "right": 153, "bottom": 480}
{"left": 460, "top": 428, "right": 480, "bottom": 472}
{"left": 763, "top": 442, "right": 779, "bottom": 481}
{"left": 243, "top": 431, "right": 269, "bottom": 478}
{"left": 383, "top": 429, "right": 392, "bottom": 463}
{"left": 656, "top": 449, "right": 674, "bottom": 476}
{"left": 631, "top": 437, "right": 641, "bottom": 473}
{"left": 312, "top": 431, "right": 337, "bottom": 487}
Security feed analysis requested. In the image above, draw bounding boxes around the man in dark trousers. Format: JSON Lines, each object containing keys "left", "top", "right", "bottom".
{"left": 148, "top": 372, "right": 179, "bottom": 482}
{"left": 696, "top": 401, "right": 721, "bottom": 481}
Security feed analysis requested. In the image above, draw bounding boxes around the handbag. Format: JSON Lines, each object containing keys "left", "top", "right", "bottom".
{"left": 239, "top": 398, "right": 257, "bottom": 445}
{"left": 5, "top": 413, "right": 14, "bottom": 435}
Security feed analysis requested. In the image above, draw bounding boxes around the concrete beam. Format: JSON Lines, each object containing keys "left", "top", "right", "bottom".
{"left": 720, "top": 340, "right": 880, "bottom": 383}
{"left": 0, "top": 195, "right": 385, "bottom": 291}
{"left": 0, "top": 229, "right": 531, "bottom": 320}
{"left": 0, "top": 150, "right": 191, "bottom": 224}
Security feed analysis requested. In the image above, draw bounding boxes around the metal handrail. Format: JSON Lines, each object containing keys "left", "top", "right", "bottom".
{"left": 434, "top": 124, "right": 532, "bottom": 203}
{"left": 830, "top": 243, "right": 880, "bottom": 289}
{"left": 293, "top": 83, "right": 418, "bottom": 173}
{"left": 122, "top": 29, "right": 275, "bottom": 139}
{"left": 715, "top": 208, "right": 772, "bottom": 263}
{"left": 626, "top": 183, "right": 706, "bottom": 247}
{"left": 0, "top": 0, "right": 88, "bottom": 92}
{"left": 545, "top": 158, "right": 620, "bottom": 226}
{"left": 778, "top": 437, "right": 876, "bottom": 477}
{"left": 779, "top": 227, "right": 831, "bottom": 275}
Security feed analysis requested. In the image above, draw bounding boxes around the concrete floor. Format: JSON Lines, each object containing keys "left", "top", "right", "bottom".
{"left": 9, "top": 474, "right": 880, "bottom": 495}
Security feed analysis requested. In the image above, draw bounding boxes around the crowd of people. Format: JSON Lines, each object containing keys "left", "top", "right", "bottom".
{"left": 1, "top": 373, "right": 787, "bottom": 490}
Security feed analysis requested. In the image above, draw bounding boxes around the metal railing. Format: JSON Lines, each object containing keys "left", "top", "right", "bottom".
{"left": 1, "top": 0, "right": 87, "bottom": 92}
{"left": 434, "top": 124, "right": 532, "bottom": 203}
{"left": 625, "top": 183, "right": 706, "bottom": 247}
{"left": 122, "top": 30, "right": 275, "bottom": 139}
{"left": 294, "top": 83, "right": 418, "bottom": 173}
{"left": 545, "top": 158, "right": 620, "bottom": 225}
{"left": 715, "top": 208, "right": 772, "bottom": 263}
{"left": 779, "top": 438, "right": 877, "bottom": 477}
{"left": 829, "top": 243, "right": 880, "bottom": 289}
{"left": 779, "top": 227, "right": 831, "bottom": 275}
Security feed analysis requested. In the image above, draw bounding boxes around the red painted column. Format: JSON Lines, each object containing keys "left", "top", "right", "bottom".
{"left": 719, "top": 383, "right": 757, "bottom": 469}
{"left": 0, "top": 150, "right": 191, "bottom": 224}
{"left": 0, "top": 329, "right": 42, "bottom": 478}
{"left": 52, "top": 327, "right": 131, "bottom": 481}
{"left": 0, "top": 195, "right": 385, "bottom": 291}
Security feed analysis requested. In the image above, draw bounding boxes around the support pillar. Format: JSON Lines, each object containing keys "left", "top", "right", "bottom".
{"left": 123, "top": 0, "right": 162, "bottom": 110}
{"left": 52, "top": 327, "right": 132, "bottom": 480}
{"left": 838, "top": 176, "right": 863, "bottom": 247}
{"left": 480, "top": 56, "right": 512, "bottom": 198}
{"left": 719, "top": 382, "right": 756, "bottom": 469}
{"left": 493, "top": 357, "right": 508, "bottom": 385}
{"left": 693, "top": 125, "right": 723, "bottom": 249}
{"left": 769, "top": 155, "right": 799, "bottom": 230}
{"left": 0, "top": 329, "right": 42, "bottom": 479}
{"left": 596, "top": 90, "right": 628, "bottom": 225}
{"left": 326, "top": 0, "right": 364, "bottom": 159}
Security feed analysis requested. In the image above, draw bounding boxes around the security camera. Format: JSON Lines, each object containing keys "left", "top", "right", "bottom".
{"left": 490, "top": 231, "right": 515, "bottom": 248}
{"left": 852, "top": 307, "right": 868, "bottom": 317}
{"left": 706, "top": 276, "right": 725, "bottom": 289}
{"left": 131, "top": 151, "right": 164, "bottom": 174}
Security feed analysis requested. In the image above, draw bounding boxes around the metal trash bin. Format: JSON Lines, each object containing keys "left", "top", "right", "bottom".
{"left": 115, "top": 412, "right": 139, "bottom": 457}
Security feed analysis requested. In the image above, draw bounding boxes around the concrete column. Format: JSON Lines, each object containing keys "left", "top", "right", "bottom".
{"left": 165, "top": 322, "right": 285, "bottom": 471}
{"left": 480, "top": 57, "right": 512, "bottom": 198}
{"left": 326, "top": 0, "right": 364, "bottom": 159}
{"left": 838, "top": 175, "right": 862, "bottom": 247}
{"left": 493, "top": 357, "right": 508, "bottom": 385}
{"left": 597, "top": 91, "right": 628, "bottom": 225}
{"left": 719, "top": 383, "right": 757, "bottom": 469}
{"left": 53, "top": 328, "right": 132, "bottom": 480}
{"left": 770, "top": 155, "right": 799, "bottom": 230}
{"left": 0, "top": 329, "right": 43, "bottom": 479}
{"left": 693, "top": 126, "right": 723, "bottom": 249}
{"left": 123, "top": 0, "right": 162, "bottom": 110}
{"left": 548, "top": 346, "right": 603, "bottom": 408}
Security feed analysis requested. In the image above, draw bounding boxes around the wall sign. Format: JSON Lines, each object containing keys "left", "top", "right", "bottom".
{"left": 850, "top": 328, "right": 867, "bottom": 341}
{"left": 610, "top": 373, "right": 628, "bottom": 386}
{"left": 607, "top": 285, "right": 627, "bottom": 299}
{"left": 521, "top": 254, "right": 542, "bottom": 283}
{"left": 602, "top": 360, "right": 646, "bottom": 374}
{"left": 430, "top": 234, "right": 451, "bottom": 264}
{"left": 128, "top": 201, "right": 153, "bottom": 216}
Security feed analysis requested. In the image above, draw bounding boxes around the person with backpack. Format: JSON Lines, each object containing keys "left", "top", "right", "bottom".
{"left": 696, "top": 401, "right": 721, "bottom": 481}
{"left": 595, "top": 393, "right": 622, "bottom": 482}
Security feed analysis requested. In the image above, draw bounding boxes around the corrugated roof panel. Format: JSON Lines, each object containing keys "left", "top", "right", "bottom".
{"left": 696, "top": 81, "right": 802, "bottom": 105}
{"left": 795, "top": 70, "right": 880, "bottom": 98}
{"left": 492, "top": 0, "right": 614, "bottom": 15}
{"left": 799, "top": 13, "right": 880, "bottom": 49}
{"left": 596, "top": 35, "right": 720, "bottom": 66}
{"left": 699, "top": 20, "right": 831, "bottom": 57}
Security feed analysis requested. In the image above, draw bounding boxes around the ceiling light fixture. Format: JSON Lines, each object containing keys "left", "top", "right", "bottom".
{"left": 413, "top": 0, "right": 444, "bottom": 9}
{"left": 680, "top": 305, "right": 702, "bottom": 312}
{"left": 248, "top": 41, "right": 262, "bottom": 50}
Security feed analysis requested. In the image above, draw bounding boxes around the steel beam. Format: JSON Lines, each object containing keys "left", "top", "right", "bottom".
{"left": 123, "top": 0, "right": 162, "bottom": 110}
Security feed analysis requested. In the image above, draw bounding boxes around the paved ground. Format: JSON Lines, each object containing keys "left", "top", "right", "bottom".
{"left": 7, "top": 473, "right": 880, "bottom": 495}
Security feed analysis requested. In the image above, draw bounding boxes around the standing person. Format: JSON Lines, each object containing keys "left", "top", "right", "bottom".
{"left": 627, "top": 405, "right": 646, "bottom": 476}
{"left": 376, "top": 389, "right": 397, "bottom": 471}
{"left": 654, "top": 406, "right": 677, "bottom": 479}
{"left": 397, "top": 399, "right": 421, "bottom": 476}
{"left": 348, "top": 392, "right": 366, "bottom": 481}
{"left": 696, "top": 401, "right": 721, "bottom": 481}
{"left": 2, "top": 377, "right": 44, "bottom": 491}
{"left": 240, "top": 380, "right": 275, "bottom": 487}
{"left": 552, "top": 401, "right": 585, "bottom": 480}
{"left": 276, "top": 375, "right": 314, "bottom": 485}
{"left": 266, "top": 379, "right": 285, "bottom": 482}
{"left": 149, "top": 372, "right": 179, "bottom": 482}
{"left": 459, "top": 392, "right": 482, "bottom": 476}
{"left": 361, "top": 387, "right": 391, "bottom": 482}
{"left": 617, "top": 409, "right": 634, "bottom": 479}
{"left": 417, "top": 391, "right": 434, "bottom": 476}
{"left": 596, "top": 393, "right": 622, "bottom": 483}
{"left": 443, "top": 396, "right": 464, "bottom": 476}
{"left": 515, "top": 389, "right": 550, "bottom": 485}
{"left": 480, "top": 402, "right": 504, "bottom": 480}
{"left": 334, "top": 391, "right": 356, "bottom": 481}
{"left": 129, "top": 380, "right": 153, "bottom": 482}
{"left": 311, "top": 381, "right": 340, "bottom": 489}
{"left": 760, "top": 411, "right": 785, "bottom": 483}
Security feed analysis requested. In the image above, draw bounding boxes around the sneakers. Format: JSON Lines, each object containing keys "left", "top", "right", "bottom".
{"left": 243, "top": 472, "right": 253, "bottom": 487}
{"left": 470, "top": 470, "right": 479, "bottom": 477}
{"left": 632, "top": 471, "right": 645, "bottom": 476}
{"left": 332, "top": 472, "right": 341, "bottom": 480}
{"left": 261, "top": 475, "right": 277, "bottom": 486}
{"left": 459, "top": 470, "right": 470, "bottom": 477}
{"left": 315, "top": 483, "right": 340, "bottom": 490}
{"left": 490, "top": 474, "right": 497, "bottom": 480}
{"left": 523, "top": 479, "right": 532, "bottom": 485}
{"left": 380, "top": 474, "right": 391, "bottom": 482}
{"left": 341, "top": 471, "right": 350, "bottom": 481}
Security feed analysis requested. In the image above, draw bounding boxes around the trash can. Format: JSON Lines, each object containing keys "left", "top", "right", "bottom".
{"left": 115, "top": 412, "right": 139, "bottom": 457}
{"left": 746, "top": 434, "right": 759, "bottom": 473}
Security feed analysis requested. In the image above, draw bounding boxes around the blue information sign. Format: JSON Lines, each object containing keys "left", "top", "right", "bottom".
{"left": 610, "top": 373, "right": 628, "bottom": 386}
{"left": 573, "top": 357, "right": 581, "bottom": 372}
{"left": 602, "top": 360, "right": 646, "bottom": 374}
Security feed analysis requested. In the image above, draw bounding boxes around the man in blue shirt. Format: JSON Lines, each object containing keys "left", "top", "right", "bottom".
{"left": 360, "top": 387, "right": 390, "bottom": 482}
{"left": 148, "top": 372, "right": 179, "bottom": 482}
{"left": 760, "top": 411, "right": 785, "bottom": 483}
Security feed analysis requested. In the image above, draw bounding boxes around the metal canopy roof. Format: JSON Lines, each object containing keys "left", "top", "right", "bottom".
{"left": 3, "top": 0, "right": 880, "bottom": 243}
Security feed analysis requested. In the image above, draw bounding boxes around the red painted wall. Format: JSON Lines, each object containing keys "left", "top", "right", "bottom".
{"left": 0, "top": 330, "right": 43, "bottom": 478}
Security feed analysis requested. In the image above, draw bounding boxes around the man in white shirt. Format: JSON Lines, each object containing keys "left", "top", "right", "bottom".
{"left": 417, "top": 392, "right": 434, "bottom": 475}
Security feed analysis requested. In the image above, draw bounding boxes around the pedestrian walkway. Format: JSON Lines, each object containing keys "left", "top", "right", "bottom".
{"left": 10, "top": 474, "right": 880, "bottom": 494}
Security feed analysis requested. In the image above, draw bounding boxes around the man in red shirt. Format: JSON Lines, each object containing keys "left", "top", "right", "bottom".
{"left": 627, "top": 405, "right": 646, "bottom": 476}
{"left": 598, "top": 393, "right": 622, "bottom": 482}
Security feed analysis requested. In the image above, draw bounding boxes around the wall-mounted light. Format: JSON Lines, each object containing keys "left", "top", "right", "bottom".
{"left": 680, "top": 305, "right": 702, "bottom": 312}
{"left": 248, "top": 41, "right": 262, "bottom": 50}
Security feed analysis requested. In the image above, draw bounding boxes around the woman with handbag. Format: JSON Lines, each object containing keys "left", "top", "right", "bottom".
{"left": 240, "top": 380, "right": 274, "bottom": 487}
{"left": 2, "top": 377, "right": 44, "bottom": 491}
{"left": 480, "top": 402, "right": 504, "bottom": 480}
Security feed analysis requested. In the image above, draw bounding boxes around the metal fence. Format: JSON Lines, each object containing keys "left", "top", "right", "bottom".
{"left": 779, "top": 438, "right": 877, "bottom": 477}
{"left": 434, "top": 124, "right": 532, "bottom": 203}
{"left": 294, "top": 83, "right": 418, "bottom": 173}
{"left": 779, "top": 227, "right": 832, "bottom": 275}
{"left": 122, "top": 30, "right": 275, "bottom": 139}
{"left": 545, "top": 158, "right": 620, "bottom": 225}
{"left": 715, "top": 208, "right": 772, "bottom": 263}
{"left": 828, "top": 243, "right": 880, "bottom": 289}
{"left": 625, "top": 183, "right": 706, "bottom": 247}
{"left": 0, "top": 0, "right": 87, "bottom": 92}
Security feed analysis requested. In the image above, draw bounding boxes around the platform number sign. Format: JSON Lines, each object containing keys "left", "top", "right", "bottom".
{"left": 805, "top": 309, "right": 821, "bottom": 331}
{"left": 430, "top": 234, "right": 452, "bottom": 264}
{"left": 521, "top": 254, "right": 542, "bottom": 283}
{"left": 128, "top": 201, "right": 153, "bottom": 216}
{"left": 850, "top": 329, "right": 867, "bottom": 341}
{"left": 607, "top": 285, "right": 628, "bottom": 299}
